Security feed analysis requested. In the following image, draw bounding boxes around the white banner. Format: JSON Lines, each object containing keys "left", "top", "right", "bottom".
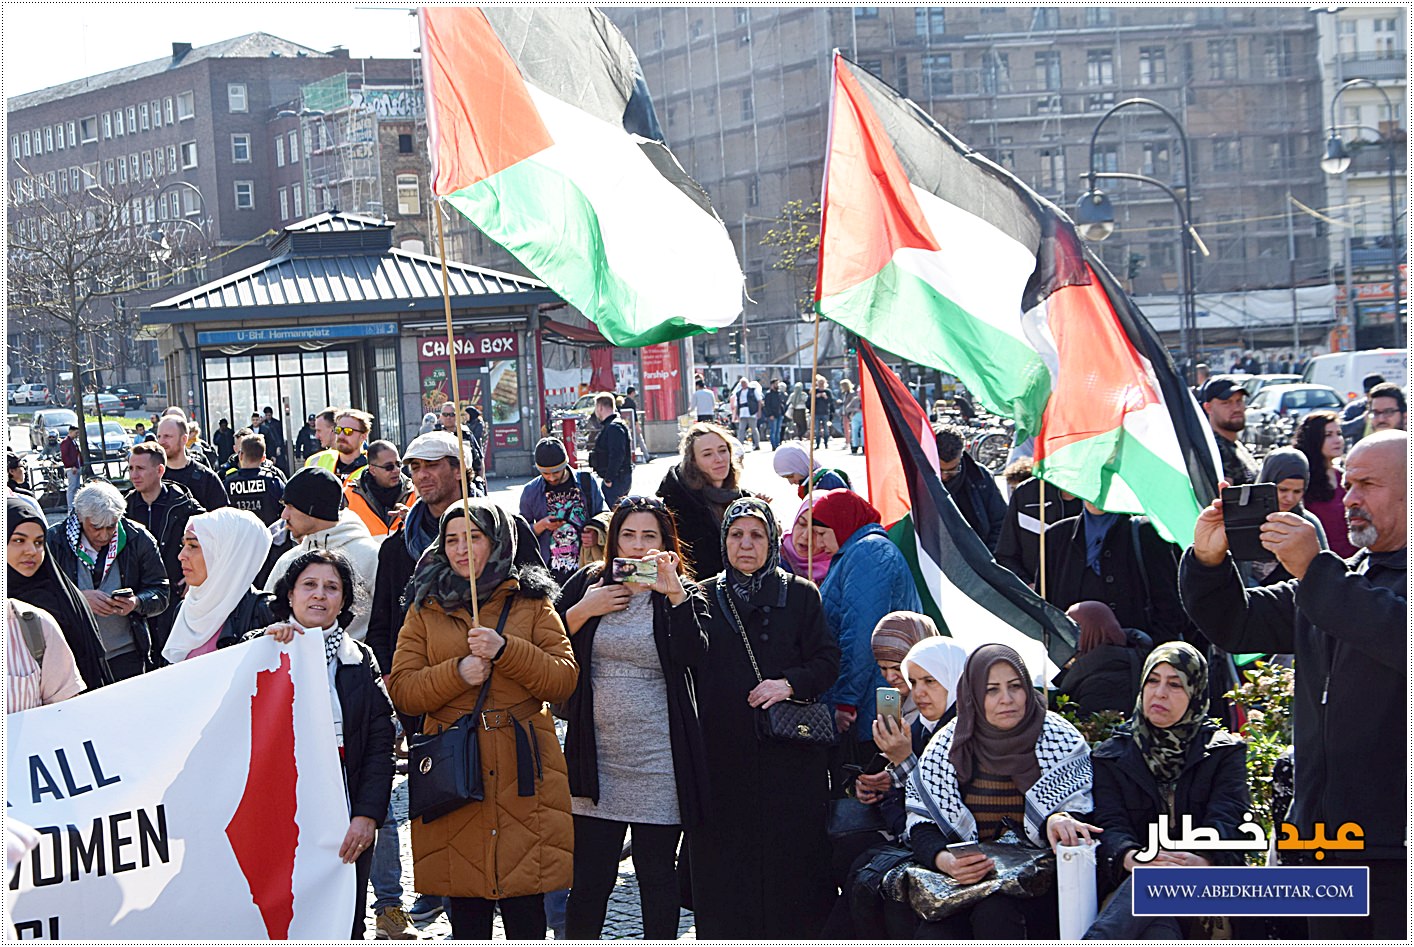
{"left": 5, "top": 630, "right": 355, "bottom": 939}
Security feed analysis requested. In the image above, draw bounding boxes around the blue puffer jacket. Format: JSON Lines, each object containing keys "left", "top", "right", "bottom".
{"left": 819, "top": 523, "right": 922, "bottom": 740}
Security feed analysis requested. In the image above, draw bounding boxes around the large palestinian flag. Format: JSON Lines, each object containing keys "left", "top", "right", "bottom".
{"left": 818, "top": 53, "right": 1218, "bottom": 544}
{"left": 860, "top": 341, "right": 1077, "bottom": 684}
{"left": 419, "top": 7, "right": 743, "bottom": 346}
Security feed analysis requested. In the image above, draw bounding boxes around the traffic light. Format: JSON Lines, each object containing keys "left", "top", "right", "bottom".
{"left": 845, "top": 331, "right": 858, "bottom": 357}
{"left": 1127, "top": 252, "right": 1145, "bottom": 280}
{"left": 729, "top": 329, "right": 743, "bottom": 360}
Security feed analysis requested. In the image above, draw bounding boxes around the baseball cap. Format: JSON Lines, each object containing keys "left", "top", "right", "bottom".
{"left": 403, "top": 430, "right": 474, "bottom": 467}
{"left": 1200, "top": 377, "right": 1244, "bottom": 402}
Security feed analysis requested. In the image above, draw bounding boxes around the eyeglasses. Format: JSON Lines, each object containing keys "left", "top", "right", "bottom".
{"left": 333, "top": 425, "right": 367, "bottom": 436}
{"left": 1370, "top": 408, "right": 1402, "bottom": 419}
{"left": 369, "top": 461, "right": 401, "bottom": 472}
{"left": 440, "top": 411, "right": 457, "bottom": 417}
{"left": 938, "top": 460, "right": 963, "bottom": 480}
{"left": 616, "top": 495, "right": 666, "bottom": 511}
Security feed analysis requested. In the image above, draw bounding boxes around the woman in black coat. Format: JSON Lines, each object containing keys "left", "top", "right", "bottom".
{"left": 691, "top": 497, "right": 841, "bottom": 939}
{"left": 260, "top": 549, "right": 395, "bottom": 940}
{"left": 1085, "top": 641, "right": 1250, "bottom": 939}
{"left": 655, "top": 422, "right": 750, "bottom": 580}
{"left": 557, "top": 496, "right": 711, "bottom": 939}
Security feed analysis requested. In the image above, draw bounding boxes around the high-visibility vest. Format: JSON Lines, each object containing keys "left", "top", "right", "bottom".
{"left": 344, "top": 481, "right": 416, "bottom": 537}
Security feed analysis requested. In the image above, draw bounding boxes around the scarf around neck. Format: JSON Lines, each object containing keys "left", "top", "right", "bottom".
{"left": 720, "top": 496, "right": 781, "bottom": 600}
{"left": 66, "top": 514, "right": 125, "bottom": 584}
{"left": 949, "top": 644, "right": 1047, "bottom": 792}
{"left": 779, "top": 491, "right": 832, "bottom": 584}
{"left": 410, "top": 498, "right": 516, "bottom": 611}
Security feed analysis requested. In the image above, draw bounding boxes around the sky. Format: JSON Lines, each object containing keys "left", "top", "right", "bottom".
{"left": 3, "top": 3, "right": 424, "bottom": 98}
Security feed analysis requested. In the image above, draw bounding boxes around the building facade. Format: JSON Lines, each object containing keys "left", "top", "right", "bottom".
{"left": 606, "top": 6, "right": 1339, "bottom": 368}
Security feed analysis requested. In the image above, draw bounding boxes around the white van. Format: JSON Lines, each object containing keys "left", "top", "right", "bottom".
{"left": 1302, "top": 348, "right": 1408, "bottom": 401}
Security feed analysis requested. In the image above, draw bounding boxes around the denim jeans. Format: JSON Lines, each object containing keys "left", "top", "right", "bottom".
{"left": 850, "top": 413, "right": 863, "bottom": 450}
{"left": 369, "top": 800, "right": 404, "bottom": 910}
{"left": 814, "top": 414, "right": 831, "bottom": 448}
{"left": 65, "top": 468, "right": 81, "bottom": 511}
{"left": 768, "top": 415, "right": 784, "bottom": 449}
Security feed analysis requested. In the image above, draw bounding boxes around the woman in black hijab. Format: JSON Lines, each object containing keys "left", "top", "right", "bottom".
{"left": 7, "top": 496, "right": 113, "bottom": 689}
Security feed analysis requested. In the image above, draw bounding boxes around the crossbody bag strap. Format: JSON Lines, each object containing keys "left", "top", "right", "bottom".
{"left": 713, "top": 583, "right": 763, "bottom": 685}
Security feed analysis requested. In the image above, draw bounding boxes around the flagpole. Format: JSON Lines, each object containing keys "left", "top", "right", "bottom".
{"left": 1038, "top": 477, "right": 1050, "bottom": 689}
{"left": 806, "top": 313, "right": 822, "bottom": 567}
{"left": 435, "top": 201, "right": 479, "bottom": 626}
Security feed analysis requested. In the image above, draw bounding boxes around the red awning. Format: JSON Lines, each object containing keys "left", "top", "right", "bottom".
{"left": 541, "top": 318, "right": 609, "bottom": 346}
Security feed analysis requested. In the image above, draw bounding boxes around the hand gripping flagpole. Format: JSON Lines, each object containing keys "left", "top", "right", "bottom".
{"left": 435, "top": 200, "right": 479, "bottom": 626}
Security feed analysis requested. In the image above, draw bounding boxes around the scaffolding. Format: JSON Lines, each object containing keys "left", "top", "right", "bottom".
{"left": 300, "top": 74, "right": 384, "bottom": 217}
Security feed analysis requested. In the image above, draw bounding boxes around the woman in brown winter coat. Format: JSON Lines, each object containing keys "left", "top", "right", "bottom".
{"left": 389, "top": 498, "right": 578, "bottom": 940}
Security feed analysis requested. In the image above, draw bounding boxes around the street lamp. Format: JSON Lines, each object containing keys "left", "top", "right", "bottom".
{"left": 1077, "top": 97, "right": 1208, "bottom": 382}
{"left": 1321, "top": 77, "right": 1404, "bottom": 346}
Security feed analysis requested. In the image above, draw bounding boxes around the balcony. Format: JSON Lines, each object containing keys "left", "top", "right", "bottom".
{"left": 1334, "top": 54, "right": 1407, "bottom": 81}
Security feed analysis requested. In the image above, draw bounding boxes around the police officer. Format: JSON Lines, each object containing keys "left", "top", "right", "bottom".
{"left": 222, "top": 433, "right": 285, "bottom": 526}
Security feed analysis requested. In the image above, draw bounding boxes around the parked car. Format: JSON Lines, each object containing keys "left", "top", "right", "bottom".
{"left": 15, "top": 383, "right": 50, "bottom": 405}
{"left": 102, "top": 386, "right": 145, "bottom": 411}
{"left": 1302, "top": 348, "right": 1408, "bottom": 402}
{"left": 1241, "top": 374, "right": 1302, "bottom": 400}
{"left": 30, "top": 408, "right": 78, "bottom": 450}
{"left": 81, "top": 392, "right": 127, "bottom": 416}
{"left": 5, "top": 383, "right": 19, "bottom": 402}
{"left": 84, "top": 420, "right": 132, "bottom": 460}
{"left": 1244, "top": 384, "right": 1344, "bottom": 429}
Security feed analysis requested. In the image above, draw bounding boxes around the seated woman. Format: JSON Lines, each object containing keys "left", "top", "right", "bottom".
{"left": 772, "top": 444, "right": 850, "bottom": 499}
{"left": 162, "top": 507, "right": 274, "bottom": 663}
{"left": 259, "top": 550, "right": 395, "bottom": 940}
{"left": 778, "top": 492, "right": 832, "bottom": 584}
{"left": 1084, "top": 642, "right": 1249, "bottom": 939}
{"left": 905, "top": 643, "right": 1098, "bottom": 938}
{"left": 1051, "top": 601, "right": 1146, "bottom": 717}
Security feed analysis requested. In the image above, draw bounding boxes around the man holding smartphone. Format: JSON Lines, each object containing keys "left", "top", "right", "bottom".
{"left": 521, "top": 437, "right": 605, "bottom": 584}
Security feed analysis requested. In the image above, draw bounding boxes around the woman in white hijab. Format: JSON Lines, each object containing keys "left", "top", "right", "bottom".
{"left": 161, "top": 507, "right": 274, "bottom": 663}
{"left": 873, "top": 635, "right": 973, "bottom": 783}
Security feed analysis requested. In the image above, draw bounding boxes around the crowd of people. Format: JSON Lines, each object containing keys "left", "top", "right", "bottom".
{"left": 4, "top": 368, "right": 1407, "bottom": 940}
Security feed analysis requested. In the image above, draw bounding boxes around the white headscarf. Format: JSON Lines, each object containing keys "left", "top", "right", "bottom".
{"left": 900, "top": 636, "right": 972, "bottom": 713}
{"left": 162, "top": 507, "right": 273, "bottom": 663}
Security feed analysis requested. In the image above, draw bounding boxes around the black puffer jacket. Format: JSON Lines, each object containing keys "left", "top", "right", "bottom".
{"left": 1090, "top": 726, "right": 1250, "bottom": 891}
{"left": 125, "top": 482, "right": 205, "bottom": 651}
{"left": 45, "top": 516, "right": 170, "bottom": 667}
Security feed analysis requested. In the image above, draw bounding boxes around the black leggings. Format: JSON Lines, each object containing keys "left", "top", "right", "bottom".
{"left": 445, "top": 893, "right": 546, "bottom": 940}
{"left": 565, "top": 816, "right": 682, "bottom": 939}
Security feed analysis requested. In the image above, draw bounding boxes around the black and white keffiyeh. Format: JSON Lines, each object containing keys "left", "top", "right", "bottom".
{"left": 905, "top": 711, "right": 1092, "bottom": 849}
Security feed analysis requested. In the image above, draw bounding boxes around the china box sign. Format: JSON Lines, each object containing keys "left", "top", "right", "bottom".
{"left": 419, "top": 331, "right": 519, "bottom": 362}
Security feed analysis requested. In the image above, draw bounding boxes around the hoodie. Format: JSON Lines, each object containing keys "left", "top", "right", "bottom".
{"left": 262, "top": 509, "right": 384, "bottom": 642}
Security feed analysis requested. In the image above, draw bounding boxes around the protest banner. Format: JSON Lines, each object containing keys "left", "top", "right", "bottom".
{"left": 6, "top": 629, "right": 355, "bottom": 939}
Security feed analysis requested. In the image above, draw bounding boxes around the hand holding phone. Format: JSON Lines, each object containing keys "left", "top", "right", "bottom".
{"left": 1221, "top": 483, "right": 1278, "bottom": 562}
{"left": 111, "top": 588, "right": 134, "bottom": 598}
{"left": 876, "top": 686, "right": 902, "bottom": 723}
{"left": 940, "top": 840, "right": 993, "bottom": 884}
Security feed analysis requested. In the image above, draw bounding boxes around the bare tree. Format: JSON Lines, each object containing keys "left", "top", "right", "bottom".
{"left": 7, "top": 166, "right": 181, "bottom": 469}
{"left": 759, "top": 199, "right": 822, "bottom": 318}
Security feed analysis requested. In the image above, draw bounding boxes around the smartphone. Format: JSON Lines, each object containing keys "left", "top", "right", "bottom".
{"left": 111, "top": 588, "right": 134, "bottom": 598}
{"left": 611, "top": 557, "right": 659, "bottom": 586}
{"left": 862, "top": 753, "right": 890, "bottom": 776}
{"left": 1221, "top": 483, "right": 1278, "bottom": 562}
{"left": 876, "top": 686, "right": 903, "bottom": 723}
{"left": 947, "top": 840, "right": 982, "bottom": 858}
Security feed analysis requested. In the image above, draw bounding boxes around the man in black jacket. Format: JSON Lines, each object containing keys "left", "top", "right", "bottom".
{"left": 1180, "top": 431, "right": 1406, "bottom": 939}
{"left": 994, "top": 476, "right": 1084, "bottom": 586}
{"left": 588, "top": 392, "right": 633, "bottom": 508}
{"left": 933, "top": 424, "right": 1007, "bottom": 551}
{"left": 762, "top": 379, "right": 788, "bottom": 450}
{"left": 156, "top": 416, "right": 229, "bottom": 510}
{"left": 48, "top": 480, "right": 170, "bottom": 679}
{"left": 124, "top": 441, "right": 205, "bottom": 656}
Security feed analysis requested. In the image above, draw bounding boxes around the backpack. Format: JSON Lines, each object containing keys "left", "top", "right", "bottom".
{"left": 14, "top": 605, "right": 46, "bottom": 668}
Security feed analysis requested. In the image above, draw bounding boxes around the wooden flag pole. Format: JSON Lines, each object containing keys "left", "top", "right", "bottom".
{"left": 435, "top": 202, "right": 479, "bottom": 626}
{"left": 805, "top": 314, "right": 823, "bottom": 567}
{"left": 1038, "top": 477, "right": 1050, "bottom": 685}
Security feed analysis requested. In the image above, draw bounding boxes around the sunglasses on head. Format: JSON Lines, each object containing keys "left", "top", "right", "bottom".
{"left": 334, "top": 425, "right": 366, "bottom": 436}
{"left": 616, "top": 495, "right": 665, "bottom": 511}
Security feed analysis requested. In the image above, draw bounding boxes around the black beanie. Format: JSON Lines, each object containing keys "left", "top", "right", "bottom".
{"left": 282, "top": 467, "right": 343, "bottom": 521}
{"left": 534, "top": 437, "right": 569, "bottom": 473}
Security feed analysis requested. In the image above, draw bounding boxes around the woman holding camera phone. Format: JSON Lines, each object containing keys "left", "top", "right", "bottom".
{"left": 555, "top": 496, "right": 711, "bottom": 939}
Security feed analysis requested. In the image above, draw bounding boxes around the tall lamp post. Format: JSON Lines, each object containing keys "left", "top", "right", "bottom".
{"left": 1075, "top": 97, "right": 1208, "bottom": 381}
{"left": 1320, "top": 77, "right": 1404, "bottom": 347}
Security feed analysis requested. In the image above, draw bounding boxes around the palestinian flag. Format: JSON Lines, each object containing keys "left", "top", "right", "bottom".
{"left": 860, "top": 341, "right": 1077, "bottom": 684}
{"left": 818, "top": 53, "right": 1217, "bottom": 545}
{"left": 419, "top": 7, "right": 743, "bottom": 346}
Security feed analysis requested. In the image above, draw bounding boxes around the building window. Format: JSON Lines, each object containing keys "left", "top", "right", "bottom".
{"left": 860, "top": 59, "right": 883, "bottom": 77}
{"left": 234, "top": 181, "right": 254, "bottom": 209}
{"left": 292, "top": 183, "right": 303, "bottom": 217}
{"left": 227, "top": 83, "right": 248, "bottom": 113}
{"left": 1039, "top": 148, "right": 1065, "bottom": 192}
{"left": 155, "top": 147, "right": 165, "bottom": 176}
{"left": 54, "top": 123, "right": 64, "bottom": 151}
{"left": 1148, "top": 222, "right": 1175, "bottom": 269}
{"left": 43, "top": 126, "right": 53, "bottom": 151}
{"left": 167, "top": 144, "right": 177, "bottom": 171}
{"left": 182, "top": 187, "right": 200, "bottom": 216}
{"left": 735, "top": 8, "right": 749, "bottom": 25}
{"left": 1035, "top": 50, "right": 1061, "bottom": 91}
{"left": 1262, "top": 37, "right": 1291, "bottom": 78}
{"left": 119, "top": 157, "right": 128, "bottom": 183}
{"left": 1138, "top": 47, "right": 1166, "bottom": 85}
{"left": 1084, "top": 9, "right": 1113, "bottom": 27}
{"left": 46, "top": 170, "right": 56, "bottom": 195}
{"left": 396, "top": 173, "right": 421, "bottom": 215}
{"left": 82, "top": 162, "right": 99, "bottom": 189}
{"left": 180, "top": 141, "right": 198, "bottom": 169}
{"left": 1093, "top": 144, "right": 1119, "bottom": 173}
{"left": 1141, "top": 142, "right": 1171, "bottom": 177}
{"left": 914, "top": 7, "right": 945, "bottom": 38}
{"left": 279, "top": 187, "right": 289, "bottom": 221}
{"left": 9, "top": 134, "right": 18, "bottom": 155}
{"left": 165, "top": 97, "right": 175, "bottom": 124}
{"left": 114, "top": 109, "right": 125, "bottom": 136}
{"left": 895, "top": 56, "right": 910, "bottom": 97}
{"left": 398, "top": 133, "right": 413, "bottom": 154}
{"left": 922, "top": 53, "right": 954, "bottom": 95}
{"left": 1207, "top": 39, "right": 1237, "bottom": 80}
{"left": 80, "top": 116, "right": 97, "bottom": 143}
{"left": 158, "top": 193, "right": 169, "bottom": 220}
{"left": 177, "top": 91, "right": 195, "bottom": 121}
{"left": 854, "top": 7, "right": 879, "bottom": 18}
{"left": 1032, "top": 8, "right": 1060, "bottom": 30}
{"left": 144, "top": 196, "right": 155, "bottom": 222}
{"left": 276, "top": 137, "right": 286, "bottom": 167}
{"left": 102, "top": 113, "right": 112, "bottom": 139}
{"left": 70, "top": 168, "right": 81, "bottom": 192}
{"left": 1086, "top": 49, "right": 1114, "bottom": 86}
{"left": 289, "top": 129, "right": 300, "bottom": 161}
{"left": 741, "top": 89, "right": 754, "bottom": 121}
{"left": 105, "top": 158, "right": 115, "bottom": 185}
{"left": 231, "top": 133, "right": 251, "bottom": 163}
{"left": 130, "top": 154, "right": 139, "bottom": 180}
{"left": 1086, "top": 91, "right": 1115, "bottom": 111}
{"left": 67, "top": 121, "right": 76, "bottom": 147}
{"left": 1212, "top": 137, "right": 1241, "bottom": 172}
{"left": 21, "top": 130, "right": 30, "bottom": 156}
{"left": 142, "top": 151, "right": 153, "bottom": 179}
{"left": 127, "top": 106, "right": 136, "bottom": 132}
{"left": 151, "top": 99, "right": 162, "bottom": 128}
{"left": 140, "top": 103, "right": 150, "bottom": 130}
{"left": 981, "top": 51, "right": 1011, "bottom": 94}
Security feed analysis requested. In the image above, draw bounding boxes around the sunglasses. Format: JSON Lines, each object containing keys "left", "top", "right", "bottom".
{"left": 334, "top": 425, "right": 367, "bottom": 436}
{"left": 369, "top": 461, "right": 401, "bottom": 472}
{"left": 616, "top": 495, "right": 666, "bottom": 511}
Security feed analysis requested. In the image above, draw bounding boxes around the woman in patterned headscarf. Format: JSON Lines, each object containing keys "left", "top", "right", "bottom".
{"left": 388, "top": 499, "right": 578, "bottom": 941}
{"left": 904, "top": 643, "right": 1097, "bottom": 938}
{"left": 691, "top": 497, "right": 842, "bottom": 939}
{"left": 1084, "top": 641, "right": 1249, "bottom": 938}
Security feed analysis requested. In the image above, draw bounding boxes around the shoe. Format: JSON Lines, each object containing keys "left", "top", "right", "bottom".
{"left": 407, "top": 894, "right": 445, "bottom": 923}
{"left": 376, "top": 906, "right": 420, "bottom": 940}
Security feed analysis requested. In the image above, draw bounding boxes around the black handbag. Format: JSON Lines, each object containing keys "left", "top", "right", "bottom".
{"left": 407, "top": 601, "right": 512, "bottom": 824}
{"left": 716, "top": 584, "right": 837, "bottom": 747}
{"left": 827, "top": 796, "right": 890, "bottom": 839}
